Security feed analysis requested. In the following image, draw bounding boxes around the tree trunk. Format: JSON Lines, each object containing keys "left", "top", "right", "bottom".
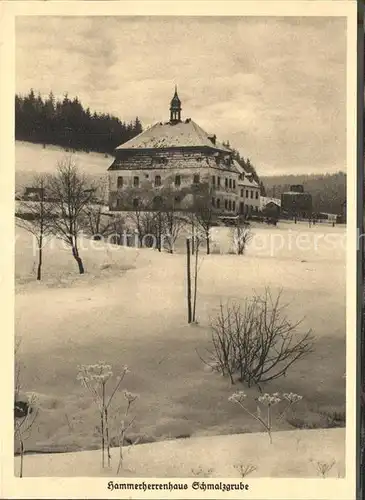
{"left": 37, "top": 240, "right": 43, "bottom": 281}
{"left": 206, "top": 233, "right": 210, "bottom": 255}
{"left": 72, "top": 246, "right": 85, "bottom": 274}
{"left": 192, "top": 243, "right": 199, "bottom": 322}
{"left": 186, "top": 239, "right": 192, "bottom": 324}
{"left": 19, "top": 440, "right": 24, "bottom": 478}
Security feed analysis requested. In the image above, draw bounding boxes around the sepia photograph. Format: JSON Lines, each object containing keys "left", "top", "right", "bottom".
{"left": 0, "top": 1, "right": 358, "bottom": 499}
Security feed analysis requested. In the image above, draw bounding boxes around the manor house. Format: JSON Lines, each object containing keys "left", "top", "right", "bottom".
{"left": 108, "top": 88, "right": 247, "bottom": 214}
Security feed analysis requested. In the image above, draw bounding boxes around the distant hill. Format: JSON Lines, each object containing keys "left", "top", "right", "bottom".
{"left": 261, "top": 172, "right": 346, "bottom": 214}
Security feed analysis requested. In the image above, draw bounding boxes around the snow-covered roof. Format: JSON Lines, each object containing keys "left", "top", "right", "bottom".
{"left": 233, "top": 160, "right": 259, "bottom": 188}
{"left": 115, "top": 120, "right": 231, "bottom": 152}
{"left": 260, "top": 196, "right": 281, "bottom": 209}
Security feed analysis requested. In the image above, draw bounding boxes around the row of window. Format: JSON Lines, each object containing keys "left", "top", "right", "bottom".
{"left": 212, "top": 198, "right": 236, "bottom": 211}
{"left": 117, "top": 174, "right": 197, "bottom": 189}
{"left": 212, "top": 175, "right": 236, "bottom": 190}
{"left": 240, "top": 188, "right": 259, "bottom": 200}
{"left": 116, "top": 175, "right": 259, "bottom": 195}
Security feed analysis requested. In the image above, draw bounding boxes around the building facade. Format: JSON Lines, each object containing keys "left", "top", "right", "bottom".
{"left": 108, "top": 89, "right": 241, "bottom": 215}
{"left": 235, "top": 163, "right": 261, "bottom": 216}
{"left": 281, "top": 184, "right": 312, "bottom": 220}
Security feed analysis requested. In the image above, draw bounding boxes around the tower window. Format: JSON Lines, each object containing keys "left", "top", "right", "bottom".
{"left": 229, "top": 179, "right": 232, "bottom": 189}
{"left": 117, "top": 176, "right": 123, "bottom": 188}
{"left": 217, "top": 198, "right": 221, "bottom": 209}
{"left": 217, "top": 177, "right": 221, "bottom": 187}
{"left": 246, "top": 190, "right": 249, "bottom": 198}
{"left": 228, "top": 200, "right": 232, "bottom": 210}
{"left": 133, "top": 176, "right": 139, "bottom": 187}
{"left": 256, "top": 191, "right": 259, "bottom": 199}
{"left": 212, "top": 175, "right": 216, "bottom": 185}
{"left": 240, "top": 189, "right": 244, "bottom": 198}
{"left": 233, "top": 180, "right": 236, "bottom": 189}
{"left": 155, "top": 175, "right": 161, "bottom": 187}
{"left": 193, "top": 174, "right": 200, "bottom": 184}
{"left": 175, "top": 174, "right": 181, "bottom": 186}
{"left": 250, "top": 191, "right": 253, "bottom": 199}
{"left": 225, "top": 178, "right": 228, "bottom": 188}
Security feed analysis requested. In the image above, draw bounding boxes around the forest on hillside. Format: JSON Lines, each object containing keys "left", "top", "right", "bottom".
{"left": 15, "top": 90, "right": 143, "bottom": 154}
{"left": 262, "top": 172, "right": 346, "bottom": 215}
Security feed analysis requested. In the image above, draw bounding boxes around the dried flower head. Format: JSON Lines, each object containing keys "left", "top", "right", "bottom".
{"left": 257, "top": 393, "right": 281, "bottom": 406}
{"left": 229, "top": 391, "right": 247, "bottom": 403}
{"left": 283, "top": 392, "right": 303, "bottom": 404}
{"left": 124, "top": 390, "right": 139, "bottom": 403}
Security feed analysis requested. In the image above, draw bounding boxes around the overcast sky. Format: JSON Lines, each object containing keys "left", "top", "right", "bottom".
{"left": 16, "top": 16, "right": 347, "bottom": 176}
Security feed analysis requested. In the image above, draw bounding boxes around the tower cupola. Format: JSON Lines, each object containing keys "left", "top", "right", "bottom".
{"left": 170, "top": 85, "right": 182, "bottom": 123}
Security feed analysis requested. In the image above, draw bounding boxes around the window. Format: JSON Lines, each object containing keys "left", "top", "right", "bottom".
{"left": 256, "top": 191, "right": 259, "bottom": 199}
{"left": 193, "top": 174, "right": 200, "bottom": 184}
{"left": 246, "top": 190, "right": 249, "bottom": 198}
{"left": 225, "top": 178, "right": 228, "bottom": 188}
{"left": 217, "top": 177, "right": 221, "bottom": 187}
{"left": 250, "top": 191, "right": 253, "bottom": 199}
{"left": 240, "top": 188, "right": 244, "bottom": 198}
{"left": 133, "top": 176, "right": 139, "bottom": 187}
{"left": 175, "top": 174, "right": 181, "bottom": 187}
{"left": 212, "top": 175, "right": 216, "bottom": 186}
{"left": 225, "top": 200, "right": 228, "bottom": 209}
{"left": 233, "top": 180, "right": 236, "bottom": 189}
{"left": 153, "top": 196, "right": 163, "bottom": 209}
{"left": 229, "top": 179, "right": 232, "bottom": 189}
{"left": 133, "top": 198, "right": 139, "bottom": 208}
{"left": 228, "top": 200, "right": 232, "bottom": 210}
{"left": 240, "top": 202, "right": 244, "bottom": 214}
{"left": 117, "top": 176, "right": 123, "bottom": 188}
{"left": 155, "top": 175, "right": 161, "bottom": 187}
{"left": 233, "top": 201, "right": 236, "bottom": 211}
{"left": 217, "top": 198, "right": 221, "bottom": 209}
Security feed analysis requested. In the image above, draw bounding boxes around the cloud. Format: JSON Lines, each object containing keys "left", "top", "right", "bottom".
{"left": 15, "top": 16, "right": 347, "bottom": 176}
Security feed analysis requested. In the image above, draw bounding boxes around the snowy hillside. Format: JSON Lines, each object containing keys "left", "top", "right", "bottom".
{"left": 15, "top": 141, "right": 111, "bottom": 191}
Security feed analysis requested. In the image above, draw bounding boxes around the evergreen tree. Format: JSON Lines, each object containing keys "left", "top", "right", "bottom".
{"left": 15, "top": 90, "right": 143, "bottom": 154}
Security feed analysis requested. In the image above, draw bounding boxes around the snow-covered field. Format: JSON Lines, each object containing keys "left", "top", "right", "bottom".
{"left": 14, "top": 429, "right": 345, "bottom": 478}
{"left": 14, "top": 141, "right": 347, "bottom": 477}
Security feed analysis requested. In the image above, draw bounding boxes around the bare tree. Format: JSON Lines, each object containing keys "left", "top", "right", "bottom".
{"left": 48, "top": 157, "right": 95, "bottom": 274}
{"left": 82, "top": 175, "right": 113, "bottom": 239}
{"left": 15, "top": 174, "right": 55, "bottom": 280}
{"left": 159, "top": 188, "right": 187, "bottom": 253}
{"left": 117, "top": 187, "right": 157, "bottom": 248}
{"left": 191, "top": 182, "right": 216, "bottom": 255}
{"left": 232, "top": 221, "right": 253, "bottom": 255}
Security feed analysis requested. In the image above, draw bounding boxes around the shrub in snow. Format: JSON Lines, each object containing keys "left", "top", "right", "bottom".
{"left": 201, "top": 288, "right": 314, "bottom": 387}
